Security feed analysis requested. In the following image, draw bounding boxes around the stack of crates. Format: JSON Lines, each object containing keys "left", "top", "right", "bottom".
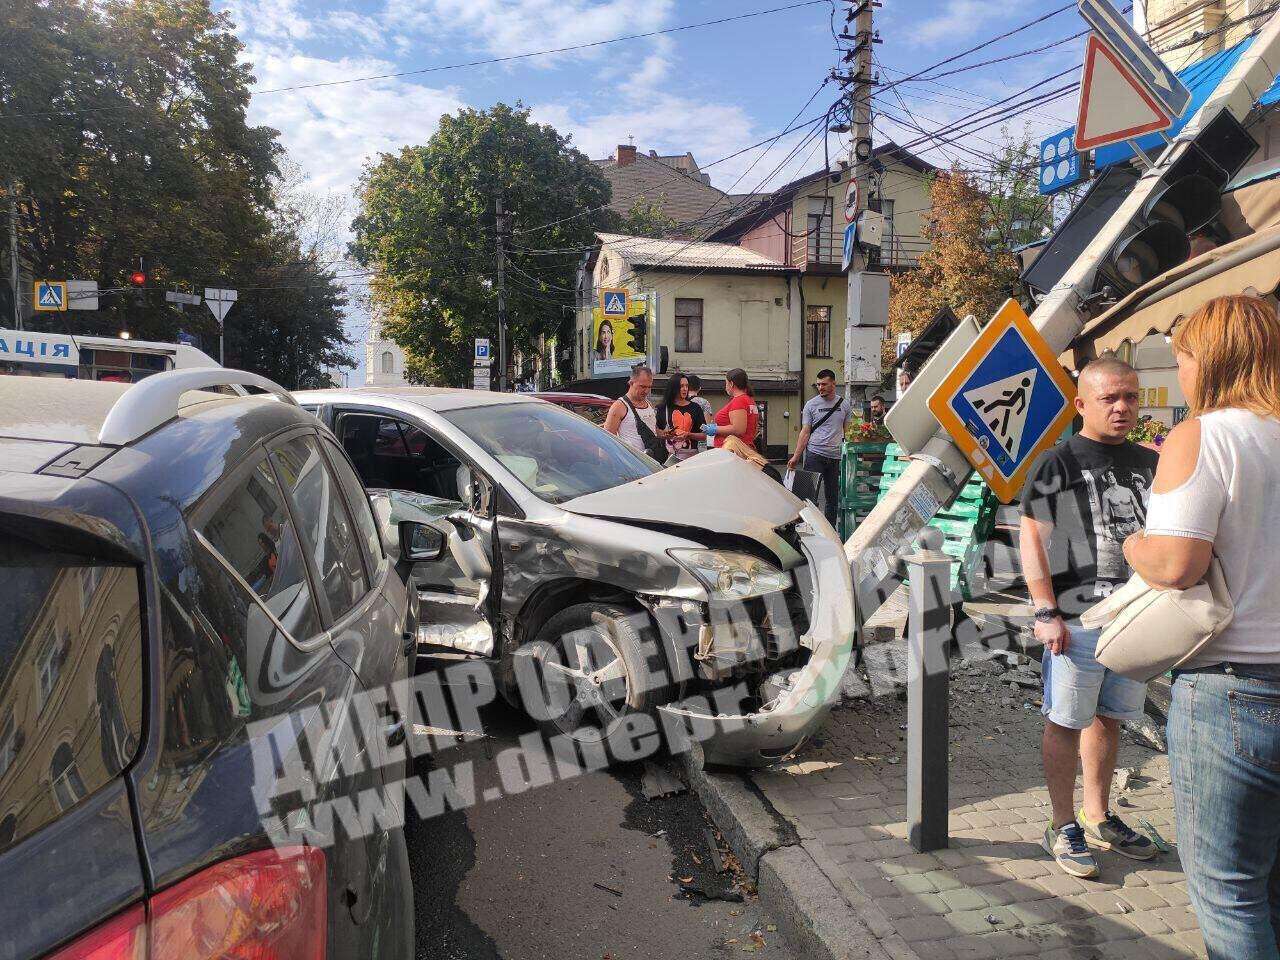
{"left": 838, "top": 441, "right": 997, "bottom": 600}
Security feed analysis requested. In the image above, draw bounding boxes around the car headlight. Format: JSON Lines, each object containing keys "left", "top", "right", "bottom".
{"left": 668, "top": 549, "right": 792, "bottom": 601}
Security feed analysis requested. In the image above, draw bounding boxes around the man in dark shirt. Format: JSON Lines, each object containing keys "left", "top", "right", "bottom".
{"left": 1019, "top": 357, "right": 1158, "bottom": 879}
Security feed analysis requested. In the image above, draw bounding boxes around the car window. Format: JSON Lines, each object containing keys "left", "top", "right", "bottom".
{"left": 441, "top": 402, "right": 656, "bottom": 503}
{"left": 0, "top": 539, "right": 144, "bottom": 854}
{"left": 337, "top": 412, "right": 467, "bottom": 502}
{"left": 197, "top": 456, "right": 323, "bottom": 644}
{"left": 270, "top": 435, "right": 368, "bottom": 621}
{"left": 322, "top": 437, "right": 386, "bottom": 577}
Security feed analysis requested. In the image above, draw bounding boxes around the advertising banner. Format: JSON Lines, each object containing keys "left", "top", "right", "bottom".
{"left": 592, "top": 294, "right": 648, "bottom": 377}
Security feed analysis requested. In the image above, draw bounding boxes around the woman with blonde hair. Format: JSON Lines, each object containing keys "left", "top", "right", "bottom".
{"left": 1124, "top": 294, "right": 1280, "bottom": 959}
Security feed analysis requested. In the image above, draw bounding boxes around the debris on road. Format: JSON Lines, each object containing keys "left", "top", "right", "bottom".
{"left": 704, "top": 828, "right": 727, "bottom": 873}
{"left": 641, "top": 762, "right": 687, "bottom": 800}
{"left": 593, "top": 882, "right": 624, "bottom": 898}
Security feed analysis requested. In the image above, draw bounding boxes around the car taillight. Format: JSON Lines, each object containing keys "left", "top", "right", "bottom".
{"left": 46, "top": 848, "right": 326, "bottom": 960}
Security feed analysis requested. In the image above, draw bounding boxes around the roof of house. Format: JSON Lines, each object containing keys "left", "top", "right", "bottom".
{"left": 593, "top": 152, "right": 735, "bottom": 232}
{"left": 596, "top": 232, "right": 789, "bottom": 273}
{"left": 708, "top": 141, "right": 938, "bottom": 242}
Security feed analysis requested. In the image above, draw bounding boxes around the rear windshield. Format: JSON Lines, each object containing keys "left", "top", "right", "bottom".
{"left": 441, "top": 402, "right": 656, "bottom": 503}
{"left": 0, "top": 537, "right": 144, "bottom": 854}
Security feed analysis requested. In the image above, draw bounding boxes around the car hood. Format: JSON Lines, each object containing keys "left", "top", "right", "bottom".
{"left": 559, "top": 449, "right": 802, "bottom": 544}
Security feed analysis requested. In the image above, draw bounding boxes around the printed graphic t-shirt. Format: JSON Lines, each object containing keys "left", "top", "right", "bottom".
{"left": 1019, "top": 434, "right": 1158, "bottom": 616}
{"left": 713, "top": 394, "right": 760, "bottom": 449}
{"left": 657, "top": 401, "right": 707, "bottom": 460}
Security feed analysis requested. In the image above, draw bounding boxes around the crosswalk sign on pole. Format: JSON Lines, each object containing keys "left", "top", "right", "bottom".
{"left": 34, "top": 281, "right": 67, "bottom": 312}
{"left": 599, "top": 288, "right": 628, "bottom": 317}
{"left": 927, "top": 299, "right": 1077, "bottom": 503}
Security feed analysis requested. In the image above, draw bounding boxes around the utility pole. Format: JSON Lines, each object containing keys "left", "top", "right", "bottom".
{"left": 837, "top": 0, "right": 885, "bottom": 409}
{"left": 494, "top": 197, "right": 511, "bottom": 392}
{"left": 8, "top": 182, "right": 21, "bottom": 331}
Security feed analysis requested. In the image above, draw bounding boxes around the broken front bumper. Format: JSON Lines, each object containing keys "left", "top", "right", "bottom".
{"left": 655, "top": 503, "right": 856, "bottom": 767}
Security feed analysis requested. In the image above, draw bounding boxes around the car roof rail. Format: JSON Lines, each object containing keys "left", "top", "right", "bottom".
{"left": 98, "top": 368, "right": 298, "bottom": 446}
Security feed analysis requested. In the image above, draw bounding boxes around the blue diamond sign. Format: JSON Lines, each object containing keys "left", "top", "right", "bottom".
{"left": 927, "top": 300, "right": 1078, "bottom": 502}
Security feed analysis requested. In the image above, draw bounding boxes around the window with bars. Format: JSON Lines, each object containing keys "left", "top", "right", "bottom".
{"left": 806, "top": 305, "right": 832, "bottom": 358}
{"left": 675, "top": 298, "right": 704, "bottom": 353}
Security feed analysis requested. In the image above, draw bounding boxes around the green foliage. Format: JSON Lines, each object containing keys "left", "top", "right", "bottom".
{"left": 610, "top": 197, "right": 678, "bottom": 239}
{"left": 1, "top": 0, "right": 350, "bottom": 382}
{"left": 351, "top": 103, "right": 612, "bottom": 386}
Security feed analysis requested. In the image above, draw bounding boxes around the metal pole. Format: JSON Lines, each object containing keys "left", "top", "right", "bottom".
{"left": 843, "top": 0, "right": 879, "bottom": 403}
{"left": 8, "top": 182, "right": 21, "bottom": 331}
{"left": 495, "top": 197, "right": 509, "bottom": 393}
{"left": 904, "top": 527, "right": 954, "bottom": 853}
{"left": 846, "top": 7, "right": 1280, "bottom": 624}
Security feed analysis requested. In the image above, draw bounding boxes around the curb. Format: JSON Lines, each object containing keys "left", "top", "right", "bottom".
{"left": 679, "top": 744, "right": 902, "bottom": 960}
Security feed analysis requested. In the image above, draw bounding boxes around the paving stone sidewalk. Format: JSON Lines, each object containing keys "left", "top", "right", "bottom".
{"left": 751, "top": 666, "right": 1203, "bottom": 959}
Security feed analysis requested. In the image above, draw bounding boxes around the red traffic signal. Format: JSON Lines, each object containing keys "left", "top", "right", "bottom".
{"left": 129, "top": 270, "right": 146, "bottom": 287}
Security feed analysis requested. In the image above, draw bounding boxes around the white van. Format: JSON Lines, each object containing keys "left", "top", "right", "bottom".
{"left": 0, "top": 328, "right": 219, "bottom": 382}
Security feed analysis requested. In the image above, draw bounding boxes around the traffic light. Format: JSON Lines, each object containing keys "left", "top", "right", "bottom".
{"left": 129, "top": 269, "right": 146, "bottom": 287}
{"left": 627, "top": 313, "right": 647, "bottom": 353}
{"left": 1023, "top": 111, "right": 1258, "bottom": 306}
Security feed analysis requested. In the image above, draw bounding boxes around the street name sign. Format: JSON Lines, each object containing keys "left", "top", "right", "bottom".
{"left": 1039, "top": 128, "right": 1085, "bottom": 194}
{"left": 204, "top": 288, "right": 238, "bottom": 325}
{"left": 1078, "top": 0, "right": 1191, "bottom": 120}
{"left": 34, "top": 281, "right": 66, "bottom": 312}
{"left": 1075, "top": 34, "right": 1174, "bottom": 151}
{"left": 599, "top": 288, "right": 628, "bottom": 317}
{"left": 927, "top": 299, "right": 1077, "bottom": 503}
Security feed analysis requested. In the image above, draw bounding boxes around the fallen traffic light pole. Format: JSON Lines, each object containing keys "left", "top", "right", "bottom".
{"left": 846, "top": 6, "right": 1280, "bottom": 632}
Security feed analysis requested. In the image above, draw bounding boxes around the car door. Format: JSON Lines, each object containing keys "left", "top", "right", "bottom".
{"left": 332, "top": 409, "right": 498, "bottom": 656}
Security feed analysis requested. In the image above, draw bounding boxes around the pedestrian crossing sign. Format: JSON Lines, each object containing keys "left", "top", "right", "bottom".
{"left": 927, "top": 299, "right": 1077, "bottom": 503}
{"left": 34, "top": 281, "right": 67, "bottom": 312}
{"left": 600, "top": 288, "right": 628, "bottom": 317}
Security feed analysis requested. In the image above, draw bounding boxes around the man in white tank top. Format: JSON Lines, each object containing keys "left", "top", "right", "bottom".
{"left": 604, "top": 364, "right": 664, "bottom": 456}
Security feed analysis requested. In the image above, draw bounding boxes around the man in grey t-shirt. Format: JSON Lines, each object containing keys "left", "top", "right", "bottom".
{"left": 787, "top": 368, "right": 853, "bottom": 526}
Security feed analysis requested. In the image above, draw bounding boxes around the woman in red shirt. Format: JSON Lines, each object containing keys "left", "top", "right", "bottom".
{"left": 705, "top": 368, "right": 760, "bottom": 449}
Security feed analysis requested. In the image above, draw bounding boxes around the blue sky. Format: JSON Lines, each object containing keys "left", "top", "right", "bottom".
{"left": 214, "top": 0, "right": 1094, "bottom": 373}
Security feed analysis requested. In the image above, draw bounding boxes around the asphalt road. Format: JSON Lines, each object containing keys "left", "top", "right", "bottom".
{"left": 405, "top": 653, "right": 796, "bottom": 960}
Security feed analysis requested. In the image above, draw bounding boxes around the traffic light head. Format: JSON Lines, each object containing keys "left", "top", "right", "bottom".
{"left": 627, "top": 314, "right": 647, "bottom": 353}
{"left": 129, "top": 270, "right": 146, "bottom": 287}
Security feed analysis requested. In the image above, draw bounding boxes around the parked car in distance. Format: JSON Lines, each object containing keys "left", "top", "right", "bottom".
{"left": 296, "top": 386, "right": 856, "bottom": 767}
{"left": 532, "top": 391, "right": 614, "bottom": 425}
{"left": 0, "top": 370, "right": 416, "bottom": 959}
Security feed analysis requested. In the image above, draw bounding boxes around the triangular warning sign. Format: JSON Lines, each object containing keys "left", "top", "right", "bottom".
{"left": 964, "top": 368, "right": 1038, "bottom": 457}
{"left": 1076, "top": 34, "right": 1172, "bottom": 151}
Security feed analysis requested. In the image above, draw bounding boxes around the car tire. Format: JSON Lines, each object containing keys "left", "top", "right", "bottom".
{"left": 510, "top": 602, "right": 670, "bottom": 764}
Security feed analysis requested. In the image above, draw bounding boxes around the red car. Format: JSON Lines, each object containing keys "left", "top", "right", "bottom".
{"left": 532, "top": 391, "right": 614, "bottom": 426}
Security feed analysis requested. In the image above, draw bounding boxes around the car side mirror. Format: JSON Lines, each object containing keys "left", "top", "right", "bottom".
{"left": 400, "top": 521, "right": 445, "bottom": 562}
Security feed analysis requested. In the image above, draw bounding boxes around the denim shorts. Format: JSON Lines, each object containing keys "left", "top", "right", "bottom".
{"left": 1041, "top": 625, "right": 1148, "bottom": 729}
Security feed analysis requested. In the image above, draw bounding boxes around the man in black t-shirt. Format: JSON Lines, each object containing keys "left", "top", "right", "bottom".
{"left": 1019, "top": 357, "right": 1158, "bottom": 879}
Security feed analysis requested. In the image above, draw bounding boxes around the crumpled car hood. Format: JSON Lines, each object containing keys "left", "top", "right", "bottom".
{"left": 559, "top": 449, "right": 801, "bottom": 543}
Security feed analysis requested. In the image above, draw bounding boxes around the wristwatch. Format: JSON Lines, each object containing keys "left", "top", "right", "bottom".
{"left": 1034, "top": 606, "right": 1063, "bottom": 624}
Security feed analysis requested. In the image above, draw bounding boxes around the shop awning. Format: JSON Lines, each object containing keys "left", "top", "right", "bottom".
{"left": 1070, "top": 222, "right": 1280, "bottom": 354}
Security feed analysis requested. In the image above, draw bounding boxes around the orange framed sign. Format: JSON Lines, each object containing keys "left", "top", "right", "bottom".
{"left": 927, "top": 299, "right": 1077, "bottom": 503}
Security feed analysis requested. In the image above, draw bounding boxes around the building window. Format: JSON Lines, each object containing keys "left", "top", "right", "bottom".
{"left": 0, "top": 713, "right": 17, "bottom": 779}
{"left": 806, "top": 306, "right": 832, "bottom": 358}
{"left": 675, "top": 298, "right": 703, "bottom": 353}
{"left": 50, "top": 742, "right": 87, "bottom": 812}
{"left": 37, "top": 629, "right": 68, "bottom": 709}
{"left": 381, "top": 351, "right": 394, "bottom": 374}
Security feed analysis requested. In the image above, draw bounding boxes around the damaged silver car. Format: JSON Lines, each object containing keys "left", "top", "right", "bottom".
{"left": 295, "top": 387, "right": 855, "bottom": 766}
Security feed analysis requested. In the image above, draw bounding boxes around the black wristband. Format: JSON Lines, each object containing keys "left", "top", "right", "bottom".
{"left": 1034, "top": 606, "right": 1062, "bottom": 623}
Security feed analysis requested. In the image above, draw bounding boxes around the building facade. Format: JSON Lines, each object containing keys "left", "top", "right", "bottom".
{"left": 365, "top": 320, "right": 410, "bottom": 387}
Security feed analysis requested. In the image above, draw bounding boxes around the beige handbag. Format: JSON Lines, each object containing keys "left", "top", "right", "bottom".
{"left": 1080, "top": 558, "right": 1235, "bottom": 682}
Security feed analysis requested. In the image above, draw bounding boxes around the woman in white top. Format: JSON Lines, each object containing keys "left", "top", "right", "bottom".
{"left": 1124, "top": 294, "right": 1280, "bottom": 960}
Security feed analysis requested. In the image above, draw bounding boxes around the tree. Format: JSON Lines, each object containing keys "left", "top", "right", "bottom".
{"left": 351, "top": 103, "right": 612, "bottom": 386}
{"left": 981, "top": 130, "right": 1056, "bottom": 251}
{"left": 886, "top": 169, "right": 1022, "bottom": 372}
{"left": 0, "top": 0, "right": 350, "bottom": 383}
{"left": 610, "top": 197, "right": 678, "bottom": 239}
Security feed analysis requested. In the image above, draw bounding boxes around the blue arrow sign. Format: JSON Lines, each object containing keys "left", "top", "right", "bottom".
{"left": 841, "top": 222, "right": 857, "bottom": 272}
{"left": 1078, "top": 0, "right": 1191, "bottom": 118}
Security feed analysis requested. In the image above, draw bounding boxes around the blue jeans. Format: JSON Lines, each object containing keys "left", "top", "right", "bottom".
{"left": 1042, "top": 625, "right": 1148, "bottom": 729}
{"left": 1167, "top": 664, "right": 1280, "bottom": 959}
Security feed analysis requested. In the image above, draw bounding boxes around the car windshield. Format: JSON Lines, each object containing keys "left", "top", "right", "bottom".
{"left": 441, "top": 401, "right": 656, "bottom": 503}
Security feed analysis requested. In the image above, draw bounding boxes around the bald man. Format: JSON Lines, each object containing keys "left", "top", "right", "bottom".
{"left": 1019, "top": 357, "right": 1159, "bottom": 879}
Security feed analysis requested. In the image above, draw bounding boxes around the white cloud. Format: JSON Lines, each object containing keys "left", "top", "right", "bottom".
{"left": 222, "top": 0, "right": 316, "bottom": 41}
{"left": 386, "top": 0, "right": 674, "bottom": 61}
{"left": 911, "top": 0, "right": 995, "bottom": 47}
{"left": 244, "top": 45, "right": 467, "bottom": 193}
